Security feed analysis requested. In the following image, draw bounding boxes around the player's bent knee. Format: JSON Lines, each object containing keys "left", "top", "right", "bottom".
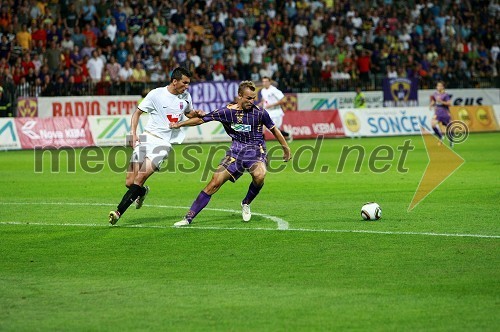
{"left": 205, "top": 183, "right": 220, "bottom": 195}
{"left": 252, "top": 172, "right": 266, "bottom": 185}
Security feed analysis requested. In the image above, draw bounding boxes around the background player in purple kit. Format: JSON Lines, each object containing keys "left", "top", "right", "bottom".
{"left": 170, "top": 80, "right": 292, "bottom": 226}
{"left": 430, "top": 81, "right": 454, "bottom": 147}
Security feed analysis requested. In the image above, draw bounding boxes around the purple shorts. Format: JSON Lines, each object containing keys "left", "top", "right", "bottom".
{"left": 219, "top": 145, "right": 267, "bottom": 182}
{"left": 435, "top": 110, "right": 451, "bottom": 125}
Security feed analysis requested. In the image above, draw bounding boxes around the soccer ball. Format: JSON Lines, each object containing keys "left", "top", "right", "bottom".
{"left": 361, "top": 202, "right": 382, "bottom": 221}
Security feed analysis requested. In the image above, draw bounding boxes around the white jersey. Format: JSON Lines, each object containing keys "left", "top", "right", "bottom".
{"left": 138, "top": 86, "right": 192, "bottom": 144}
{"left": 260, "top": 85, "right": 285, "bottom": 116}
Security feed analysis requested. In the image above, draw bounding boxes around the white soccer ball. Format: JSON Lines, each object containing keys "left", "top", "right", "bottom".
{"left": 361, "top": 202, "right": 382, "bottom": 220}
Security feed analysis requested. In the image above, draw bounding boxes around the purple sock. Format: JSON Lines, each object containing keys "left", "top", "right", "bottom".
{"left": 186, "top": 191, "right": 211, "bottom": 222}
{"left": 433, "top": 126, "right": 443, "bottom": 139}
{"left": 242, "top": 182, "right": 263, "bottom": 205}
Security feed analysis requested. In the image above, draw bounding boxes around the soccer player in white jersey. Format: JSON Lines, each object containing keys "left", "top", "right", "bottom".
{"left": 258, "top": 76, "right": 292, "bottom": 141}
{"left": 108, "top": 67, "right": 203, "bottom": 225}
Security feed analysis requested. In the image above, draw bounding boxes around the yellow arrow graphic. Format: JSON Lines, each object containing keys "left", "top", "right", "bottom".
{"left": 408, "top": 127, "right": 465, "bottom": 211}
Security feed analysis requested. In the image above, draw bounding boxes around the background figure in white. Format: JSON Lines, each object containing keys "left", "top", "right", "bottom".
{"left": 258, "top": 76, "right": 292, "bottom": 141}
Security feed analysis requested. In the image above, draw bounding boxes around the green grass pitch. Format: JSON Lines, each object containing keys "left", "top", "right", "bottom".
{"left": 0, "top": 133, "right": 499, "bottom": 331}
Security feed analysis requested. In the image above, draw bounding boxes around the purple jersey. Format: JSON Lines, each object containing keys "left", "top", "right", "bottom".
{"left": 201, "top": 104, "right": 275, "bottom": 150}
{"left": 432, "top": 91, "right": 451, "bottom": 117}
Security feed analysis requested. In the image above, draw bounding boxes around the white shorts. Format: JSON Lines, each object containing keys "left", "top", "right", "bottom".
{"left": 268, "top": 110, "right": 284, "bottom": 129}
{"left": 130, "top": 133, "right": 171, "bottom": 170}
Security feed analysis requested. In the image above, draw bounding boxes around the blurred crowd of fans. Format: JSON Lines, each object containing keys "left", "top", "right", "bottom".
{"left": 0, "top": 0, "right": 498, "bottom": 113}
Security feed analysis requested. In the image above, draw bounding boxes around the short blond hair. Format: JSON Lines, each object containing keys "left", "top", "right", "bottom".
{"left": 238, "top": 80, "right": 256, "bottom": 95}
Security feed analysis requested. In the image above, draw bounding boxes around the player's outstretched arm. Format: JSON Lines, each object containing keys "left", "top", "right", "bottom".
{"left": 270, "top": 126, "right": 292, "bottom": 162}
{"left": 184, "top": 109, "right": 206, "bottom": 118}
{"left": 170, "top": 117, "right": 204, "bottom": 129}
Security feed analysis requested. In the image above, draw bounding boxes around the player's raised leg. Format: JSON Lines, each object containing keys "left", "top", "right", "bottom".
{"left": 241, "top": 162, "right": 266, "bottom": 222}
{"left": 109, "top": 158, "right": 156, "bottom": 225}
{"left": 174, "top": 166, "right": 232, "bottom": 226}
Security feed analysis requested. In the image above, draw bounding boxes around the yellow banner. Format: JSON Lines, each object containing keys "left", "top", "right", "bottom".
{"left": 450, "top": 106, "right": 499, "bottom": 132}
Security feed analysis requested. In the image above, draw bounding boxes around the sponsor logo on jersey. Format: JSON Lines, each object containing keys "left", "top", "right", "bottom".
{"left": 231, "top": 123, "right": 251, "bottom": 132}
{"left": 167, "top": 114, "right": 181, "bottom": 123}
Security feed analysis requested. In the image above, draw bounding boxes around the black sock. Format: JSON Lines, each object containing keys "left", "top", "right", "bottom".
{"left": 117, "top": 184, "right": 142, "bottom": 215}
{"left": 432, "top": 126, "right": 443, "bottom": 139}
{"left": 127, "top": 185, "right": 146, "bottom": 196}
{"left": 280, "top": 130, "right": 290, "bottom": 138}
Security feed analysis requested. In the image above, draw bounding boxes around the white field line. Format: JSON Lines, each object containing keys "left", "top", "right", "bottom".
{"left": 0, "top": 202, "right": 499, "bottom": 239}
{"left": 0, "top": 201, "right": 289, "bottom": 230}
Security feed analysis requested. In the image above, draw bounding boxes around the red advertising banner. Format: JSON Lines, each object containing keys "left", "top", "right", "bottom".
{"left": 15, "top": 117, "right": 94, "bottom": 148}
{"left": 265, "top": 110, "right": 345, "bottom": 139}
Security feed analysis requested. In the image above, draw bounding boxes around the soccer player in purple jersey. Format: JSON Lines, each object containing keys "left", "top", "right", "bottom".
{"left": 430, "top": 81, "right": 453, "bottom": 147}
{"left": 169, "top": 80, "right": 292, "bottom": 226}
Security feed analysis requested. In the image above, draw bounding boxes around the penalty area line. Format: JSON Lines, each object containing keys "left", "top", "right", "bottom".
{"left": 0, "top": 221, "right": 498, "bottom": 239}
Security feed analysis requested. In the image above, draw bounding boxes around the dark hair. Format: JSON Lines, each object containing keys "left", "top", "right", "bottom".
{"left": 171, "top": 67, "right": 192, "bottom": 81}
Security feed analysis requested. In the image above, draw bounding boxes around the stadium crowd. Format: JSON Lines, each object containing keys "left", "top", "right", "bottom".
{"left": 0, "top": 0, "right": 499, "bottom": 114}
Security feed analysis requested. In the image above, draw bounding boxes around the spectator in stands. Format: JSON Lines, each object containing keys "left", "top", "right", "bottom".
{"left": 82, "top": 23, "right": 97, "bottom": 48}
{"left": 61, "top": 32, "right": 75, "bottom": 52}
{"left": 71, "top": 26, "right": 86, "bottom": 49}
{"left": 212, "top": 67, "right": 225, "bottom": 81}
{"left": 45, "top": 40, "right": 62, "bottom": 74}
{"left": 387, "top": 66, "right": 398, "bottom": 78}
{"left": 357, "top": 50, "right": 372, "bottom": 83}
{"left": 97, "top": 30, "right": 113, "bottom": 50}
{"left": 25, "top": 67, "right": 37, "bottom": 85}
{"left": 251, "top": 38, "right": 267, "bottom": 66}
{"left": 81, "top": 0, "right": 97, "bottom": 26}
{"left": 21, "top": 53, "right": 35, "bottom": 75}
{"left": 160, "top": 39, "right": 172, "bottom": 62}
{"left": 147, "top": 25, "right": 163, "bottom": 53}
{"left": 201, "top": 38, "right": 213, "bottom": 60}
{"left": 189, "top": 48, "right": 202, "bottom": 69}
{"left": 106, "top": 55, "right": 121, "bottom": 82}
{"left": 131, "top": 62, "right": 147, "bottom": 82}
{"left": 47, "top": 24, "right": 62, "bottom": 44}
{"left": 119, "top": 60, "right": 133, "bottom": 82}
{"left": 0, "top": 86, "right": 12, "bottom": 117}
{"left": 16, "top": 24, "right": 32, "bottom": 51}
{"left": 63, "top": 3, "right": 79, "bottom": 33}
{"left": 0, "top": 35, "right": 10, "bottom": 62}
{"left": 114, "top": 41, "right": 128, "bottom": 66}
{"left": 31, "top": 23, "right": 47, "bottom": 48}
{"left": 148, "top": 55, "right": 166, "bottom": 83}
{"left": 87, "top": 50, "right": 104, "bottom": 82}
{"left": 194, "top": 61, "right": 209, "bottom": 81}
{"left": 212, "top": 36, "right": 225, "bottom": 61}
{"left": 70, "top": 45, "right": 83, "bottom": 71}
